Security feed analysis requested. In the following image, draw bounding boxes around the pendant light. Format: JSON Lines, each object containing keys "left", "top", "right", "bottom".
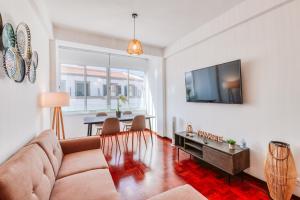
{"left": 127, "top": 13, "right": 143, "bottom": 55}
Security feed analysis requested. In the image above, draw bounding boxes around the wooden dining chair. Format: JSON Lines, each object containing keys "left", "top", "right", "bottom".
{"left": 122, "top": 111, "right": 133, "bottom": 131}
{"left": 101, "top": 117, "right": 121, "bottom": 151}
{"left": 125, "top": 115, "right": 147, "bottom": 147}
{"left": 95, "top": 112, "right": 108, "bottom": 135}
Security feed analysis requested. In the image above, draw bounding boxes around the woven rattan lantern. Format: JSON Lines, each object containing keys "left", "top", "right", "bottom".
{"left": 264, "top": 141, "right": 297, "bottom": 200}
{"left": 127, "top": 13, "right": 143, "bottom": 55}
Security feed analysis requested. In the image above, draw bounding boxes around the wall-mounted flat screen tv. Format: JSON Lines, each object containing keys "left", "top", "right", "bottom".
{"left": 185, "top": 60, "right": 243, "bottom": 104}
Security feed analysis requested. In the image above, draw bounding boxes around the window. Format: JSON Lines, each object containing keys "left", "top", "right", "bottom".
{"left": 58, "top": 47, "right": 147, "bottom": 112}
{"left": 60, "top": 64, "right": 85, "bottom": 112}
{"left": 110, "top": 68, "right": 129, "bottom": 110}
{"left": 60, "top": 80, "right": 66, "bottom": 92}
{"left": 75, "top": 81, "right": 85, "bottom": 96}
{"left": 129, "top": 70, "right": 145, "bottom": 109}
{"left": 86, "top": 66, "right": 107, "bottom": 111}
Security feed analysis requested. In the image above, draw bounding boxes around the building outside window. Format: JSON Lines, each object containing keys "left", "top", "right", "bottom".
{"left": 75, "top": 81, "right": 85, "bottom": 97}
{"left": 86, "top": 66, "right": 107, "bottom": 111}
{"left": 58, "top": 48, "right": 147, "bottom": 113}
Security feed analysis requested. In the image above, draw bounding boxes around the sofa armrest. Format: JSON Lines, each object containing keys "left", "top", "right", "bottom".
{"left": 60, "top": 136, "right": 100, "bottom": 154}
{"left": 147, "top": 184, "right": 207, "bottom": 200}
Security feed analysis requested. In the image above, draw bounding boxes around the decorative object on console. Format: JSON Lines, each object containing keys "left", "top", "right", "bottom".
{"left": 197, "top": 130, "right": 223, "bottom": 143}
{"left": 186, "top": 123, "right": 193, "bottom": 133}
{"left": 40, "top": 92, "right": 70, "bottom": 140}
{"left": 28, "top": 51, "right": 38, "bottom": 83}
{"left": 227, "top": 139, "right": 236, "bottom": 150}
{"left": 240, "top": 138, "right": 247, "bottom": 148}
{"left": 264, "top": 141, "right": 297, "bottom": 200}
{"left": 127, "top": 13, "right": 143, "bottom": 55}
{"left": 186, "top": 131, "right": 195, "bottom": 137}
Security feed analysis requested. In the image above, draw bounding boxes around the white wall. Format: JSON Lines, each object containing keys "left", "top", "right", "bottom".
{"left": 146, "top": 57, "right": 165, "bottom": 136}
{"left": 0, "top": 0, "right": 51, "bottom": 163}
{"left": 54, "top": 25, "right": 163, "bottom": 57}
{"left": 165, "top": 0, "right": 300, "bottom": 196}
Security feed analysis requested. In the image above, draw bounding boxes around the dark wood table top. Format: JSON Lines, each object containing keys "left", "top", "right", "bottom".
{"left": 175, "top": 131, "right": 249, "bottom": 155}
{"left": 84, "top": 115, "right": 155, "bottom": 124}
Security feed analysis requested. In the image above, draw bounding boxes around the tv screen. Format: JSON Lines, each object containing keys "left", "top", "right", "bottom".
{"left": 185, "top": 60, "right": 243, "bottom": 104}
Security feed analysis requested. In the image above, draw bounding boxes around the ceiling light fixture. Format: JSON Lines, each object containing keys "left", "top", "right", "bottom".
{"left": 127, "top": 13, "right": 143, "bottom": 55}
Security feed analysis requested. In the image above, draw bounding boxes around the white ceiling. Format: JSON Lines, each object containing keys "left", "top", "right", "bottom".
{"left": 44, "top": 0, "right": 244, "bottom": 47}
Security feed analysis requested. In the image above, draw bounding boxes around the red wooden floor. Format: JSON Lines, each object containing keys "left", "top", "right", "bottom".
{"left": 101, "top": 132, "right": 269, "bottom": 200}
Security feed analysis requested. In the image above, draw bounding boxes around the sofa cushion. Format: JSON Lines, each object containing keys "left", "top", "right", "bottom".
{"left": 30, "top": 130, "right": 63, "bottom": 176}
{"left": 50, "top": 169, "right": 119, "bottom": 200}
{"left": 0, "top": 144, "right": 56, "bottom": 200}
{"left": 57, "top": 149, "right": 108, "bottom": 179}
{"left": 60, "top": 136, "right": 100, "bottom": 154}
{"left": 147, "top": 184, "right": 207, "bottom": 200}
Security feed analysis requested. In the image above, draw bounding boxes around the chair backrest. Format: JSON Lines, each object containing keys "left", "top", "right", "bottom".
{"left": 123, "top": 111, "right": 132, "bottom": 115}
{"left": 102, "top": 117, "right": 120, "bottom": 135}
{"left": 130, "top": 115, "right": 146, "bottom": 131}
{"left": 96, "top": 112, "right": 108, "bottom": 117}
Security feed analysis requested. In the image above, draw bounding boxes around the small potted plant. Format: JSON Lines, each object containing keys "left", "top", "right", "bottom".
{"left": 116, "top": 95, "right": 127, "bottom": 118}
{"left": 227, "top": 139, "right": 236, "bottom": 150}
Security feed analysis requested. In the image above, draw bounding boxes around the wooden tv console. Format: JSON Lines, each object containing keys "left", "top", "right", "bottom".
{"left": 175, "top": 131, "right": 250, "bottom": 177}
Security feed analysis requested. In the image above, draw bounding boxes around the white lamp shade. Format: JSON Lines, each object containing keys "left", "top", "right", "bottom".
{"left": 40, "top": 92, "right": 70, "bottom": 108}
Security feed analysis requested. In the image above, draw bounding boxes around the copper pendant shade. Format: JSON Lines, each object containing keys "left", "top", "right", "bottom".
{"left": 127, "top": 13, "right": 143, "bottom": 55}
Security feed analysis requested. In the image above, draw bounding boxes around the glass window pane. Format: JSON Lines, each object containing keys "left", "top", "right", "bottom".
{"left": 86, "top": 66, "right": 108, "bottom": 111}
{"left": 110, "top": 68, "right": 129, "bottom": 110}
{"left": 129, "top": 70, "right": 145, "bottom": 109}
{"left": 60, "top": 64, "right": 85, "bottom": 112}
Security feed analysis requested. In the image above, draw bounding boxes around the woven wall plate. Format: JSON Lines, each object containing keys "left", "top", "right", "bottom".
{"left": 4, "top": 47, "right": 25, "bottom": 82}
{"left": 14, "top": 53, "right": 26, "bottom": 83}
{"left": 28, "top": 51, "right": 38, "bottom": 83}
{"left": 0, "top": 13, "right": 3, "bottom": 50}
{"left": 4, "top": 48, "right": 17, "bottom": 78}
{"left": 28, "top": 65, "right": 36, "bottom": 83}
{"left": 31, "top": 51, "right": 38, "bottom": 69}
{"left": 16, "top": 23, "right": 32, "bottom": 61}
{"left": 2, "top": 23, "right": 15, "bottom": 49}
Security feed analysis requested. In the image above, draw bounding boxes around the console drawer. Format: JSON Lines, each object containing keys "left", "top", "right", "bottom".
{"left": 203, "top": 146, "right": 233, "bottom": 174}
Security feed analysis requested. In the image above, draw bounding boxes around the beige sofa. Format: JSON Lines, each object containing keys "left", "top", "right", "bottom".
{"left": 0, "top": 130, "right": 206, "bottom": 200}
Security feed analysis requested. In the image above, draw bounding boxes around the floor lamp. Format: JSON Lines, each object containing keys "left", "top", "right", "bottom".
{"left": 40, "top": 92, "right": 70, "bottom": 140}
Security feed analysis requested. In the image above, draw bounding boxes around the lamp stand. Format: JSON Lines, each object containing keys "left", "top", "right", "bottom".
{"left": 51, "top": 107, "right": 65, "bottom": 140}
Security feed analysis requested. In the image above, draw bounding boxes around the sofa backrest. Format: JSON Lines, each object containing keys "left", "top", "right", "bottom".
{"left": 30, "top": 130, "right": 63, "bottom": 176}
{"left": 0, "top": 144, "right": 56, "bottom": 200}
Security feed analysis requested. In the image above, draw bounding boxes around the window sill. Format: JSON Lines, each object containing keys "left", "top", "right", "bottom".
{"left": 62, "top": 110, "right": 147, "bottom": 116}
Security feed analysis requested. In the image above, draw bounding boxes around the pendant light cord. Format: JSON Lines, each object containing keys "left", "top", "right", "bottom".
{"left": 132, "top": 13, "right": 138, "bottom": 40}
{"left": 133, "top": 15, "right": 136, "bottom": 39}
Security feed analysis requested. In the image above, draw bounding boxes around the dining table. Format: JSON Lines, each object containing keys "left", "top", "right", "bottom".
{"left": 83, "top": 114, "right": 155, "bottom": 141}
